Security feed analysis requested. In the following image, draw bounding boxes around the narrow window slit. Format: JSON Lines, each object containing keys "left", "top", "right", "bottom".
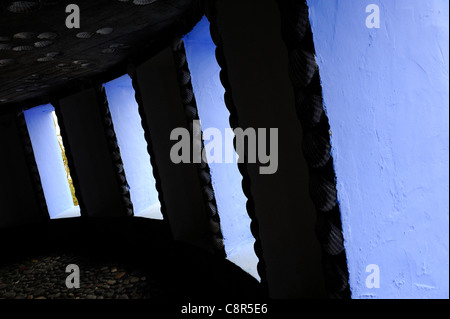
{"left": 104, "top": 75, "right": 163, "bottom": 220}
{"left": 183, "top": 17, "right": 260, "bottom": 280}
{"left": 24, "top": 104, "right": 80, "bottom": 219}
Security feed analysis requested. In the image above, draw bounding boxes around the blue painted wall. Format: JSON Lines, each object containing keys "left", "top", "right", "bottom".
{"left": 24, "top": 104, "right": 74, "bottom": 218}
{"left": 183, "top": 18, "right": 257, "bottom": 260}
{"left": 104, "top": 75, "right": 161, "bottom": 216}
{"left": 307, "top": 0, "right": 449, "bottom": 298}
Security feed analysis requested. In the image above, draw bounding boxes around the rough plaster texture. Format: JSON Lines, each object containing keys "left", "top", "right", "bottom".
{"left": 307, "top": 0, "right": 449, "bottom": 298}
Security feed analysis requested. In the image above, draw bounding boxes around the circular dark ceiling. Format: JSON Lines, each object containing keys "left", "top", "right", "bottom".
{"left": 0, "top": 0, "right": 201, "bottom": 109}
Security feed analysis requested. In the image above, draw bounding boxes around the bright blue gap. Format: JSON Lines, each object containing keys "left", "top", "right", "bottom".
{"left": 24, "top": 104, "right": 80, "bottom": 219}
{"left": 104, "top": 75, "right": 162, "bottom": 219}
{"left": 183, "top": 16, "right": 259, "bottom": 280}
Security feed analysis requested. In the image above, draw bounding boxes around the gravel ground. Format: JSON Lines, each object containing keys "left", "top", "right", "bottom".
{"left": 0, "top": 253, "right": 163, "bottom": 299}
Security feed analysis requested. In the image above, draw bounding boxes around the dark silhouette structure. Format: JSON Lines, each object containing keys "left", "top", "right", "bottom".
{"left": 0, "top": 0, "right": 349, "bottom": 300}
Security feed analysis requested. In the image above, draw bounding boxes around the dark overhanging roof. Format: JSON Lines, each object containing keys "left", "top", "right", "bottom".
{"left": 0, "top": 0, "right": 203, "bottom": 112}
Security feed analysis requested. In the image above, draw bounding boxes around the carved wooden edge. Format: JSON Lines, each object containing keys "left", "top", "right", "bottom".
{"left": 277, "top": 0, "right": 351, "bottom": 299}
{"left": 204, "top": 1, "right": 269, "bottom": 295}
{"left": 93, "top": 84, "right": 134, "bottom": 217}
{"left": 171, "top": 37, "right": 227, "bottom": 257}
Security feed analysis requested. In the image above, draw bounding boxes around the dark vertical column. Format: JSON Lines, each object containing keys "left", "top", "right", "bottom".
{"left": 0, "top": 112, "right": 48, "bottom": 228}
{"left": 277, "top": 0, "right": 350, "bottom": 299}
{"left": 205, "top": 2, "right": 269, "bottom": 296}
{"left": 15, "top": 112, "right": 49, "bottom": 220}
{"left": 207, "top": 0, "right": 328, "bottom": 298}
{"left": 53, "top": 88, "right": 127, "bottom": 218}
{"left": 129, "top": 66, "right": 172, "bottom": 234}
{"left": 129, "top": 46, "right": 215, "bottom": 253}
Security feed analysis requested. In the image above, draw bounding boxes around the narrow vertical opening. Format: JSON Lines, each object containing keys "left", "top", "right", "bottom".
{"left": 183, "top": 17, "right": 259, "bottom": 280}
{"left": 104, "top": 75, "right": 163, "bottom": 220}
{"left": 24, "top": 104, "right": 80, "bottom": 219}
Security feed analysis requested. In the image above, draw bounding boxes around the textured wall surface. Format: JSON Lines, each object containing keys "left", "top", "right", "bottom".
{"left": 105, "top": 75, "right": 160, "bottom": 215}
{"left": 24, "top": 104, "right": 74, "bottom": 218}
{"left": 307, "top": 0, "right": 449, "bottom": 298}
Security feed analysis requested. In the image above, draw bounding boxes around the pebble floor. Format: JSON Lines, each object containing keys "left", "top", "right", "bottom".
{"left": 0, "top": 253, "right": 162, "bottom": 299}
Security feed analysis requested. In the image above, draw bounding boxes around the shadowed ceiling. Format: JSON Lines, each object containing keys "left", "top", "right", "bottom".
{"left": 0, "top": 0, "right": 200, "bottom": 109}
